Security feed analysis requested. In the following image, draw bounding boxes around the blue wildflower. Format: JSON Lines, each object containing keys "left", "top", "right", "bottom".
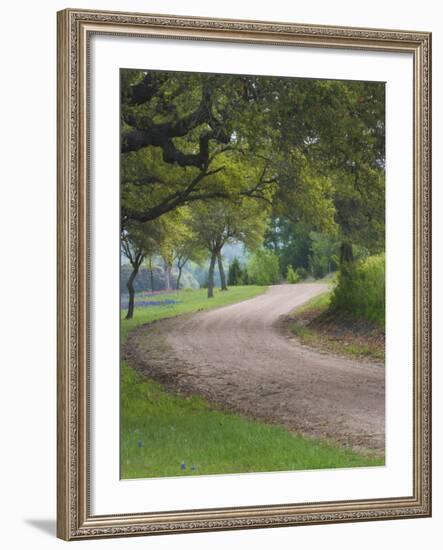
{"left": 180, "top": 462, "right": 186, "bottom": 470}
{"left": 137, "top": 439, "right": 142, "bottom": 448}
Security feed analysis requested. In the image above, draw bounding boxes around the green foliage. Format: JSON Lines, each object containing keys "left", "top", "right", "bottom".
{"left": 121, "top": 219, "right": 163, "bottom": 265}
{"left": 121, "top": 71, "right": 283, "bottom": 223}
{"left": 331, "top": 254, "right": 385, "bottom": 327}
{"left": 264, "top": 220, "right": 340, "bottom": 280}
{"left": 228, "top": 257, "right": 243, "bottom": 286}
{"left": 189, "top": 198, "right": 268, "bottom": 253}
{"left": 121, "top": 70, "right": 385, "bottom": 251}
{"left": 188, "top": 198, "right": 268, "bottom": 295}
{"left": 308, "top": 232, "right": 340, "bottom": 279}
{"left": 247, "top": 248, "right": 281, "bottom": 285}
{"left": 157, "top": 208, "right": 193, "bottom": 265}
{"left": 296, "top": 267, "right": 309, "bottom": 280}
{"left": 264, "top": 218, "right": 312, "bottom": 276}
{"left": 286, "top": 265, "right": 300, "bottom": 284}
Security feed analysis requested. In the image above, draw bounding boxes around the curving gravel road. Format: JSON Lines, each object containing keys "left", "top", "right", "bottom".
{"left": 125, "top": 284, "right": 385, "bottom": 454}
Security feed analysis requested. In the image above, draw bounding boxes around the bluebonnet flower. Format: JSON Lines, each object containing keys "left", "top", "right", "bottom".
{"left": 137, "top": 439, "right": 142, "bottom": 448}
{"left": 180, "top": 462, "right": 186, "bottom": 470}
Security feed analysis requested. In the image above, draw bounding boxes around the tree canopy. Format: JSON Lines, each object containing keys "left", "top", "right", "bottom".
{"left": 121, "top": 71, "right": 384, "bottom": 236}
{"left": 120, "top": 68, "right": 385, "bottom": 310}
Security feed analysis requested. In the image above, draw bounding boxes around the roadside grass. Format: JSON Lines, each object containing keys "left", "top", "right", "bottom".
{"left": 121, "top": 363, "right": 383, "bottom": 479}
{"left": 288, "top": 289, "right": 385, "bottom": 361}
{"left": 295, "top": 290, "right": 331, "bottom": 314}
{"left": 121, "top": 284, "right": 384, "bottom": 479}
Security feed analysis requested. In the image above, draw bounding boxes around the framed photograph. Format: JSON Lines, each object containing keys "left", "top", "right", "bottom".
{"left": 57, "top": 8, "right": 431, "bottom": 540}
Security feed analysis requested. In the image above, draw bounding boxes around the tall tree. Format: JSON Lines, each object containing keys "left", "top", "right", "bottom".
{"left": 156, "top": 208, "right": 205, "bottom": 290}
{"left": 264, "top": 218, "right": 313, "bottom": 277}
{"left": 217, "top": 253, "right": 228, "bottom": 291}
{"left": 121, "top": 221, "right": 161, "bottom": 319}
{"left": 145, "top": 254, "right": 156, "bottom": 291}
{"left": 175, "top": 245, "right": 206, "bottom": 290}
{"left": 189, "top": 199, "right": 266, "bottom": 297}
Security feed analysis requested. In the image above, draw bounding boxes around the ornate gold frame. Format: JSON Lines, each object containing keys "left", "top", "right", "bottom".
{"left": 57, "top": 8, "right": 431, "bottom": 540}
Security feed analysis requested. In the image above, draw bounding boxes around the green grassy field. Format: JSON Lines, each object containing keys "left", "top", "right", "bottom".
{"left": 121, "top": 285, "right": 384, "bottom": 479}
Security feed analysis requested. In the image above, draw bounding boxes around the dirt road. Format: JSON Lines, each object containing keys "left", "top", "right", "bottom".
{"left": 125, "top": 284, "right": 385, "bottom": 454}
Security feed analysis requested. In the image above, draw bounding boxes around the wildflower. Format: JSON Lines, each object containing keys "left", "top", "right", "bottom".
{"left": 180, "top": 462, "right": 186, "bottom": 470}
{"left": 137, "top": 439, "right": 142, "bottom": 448}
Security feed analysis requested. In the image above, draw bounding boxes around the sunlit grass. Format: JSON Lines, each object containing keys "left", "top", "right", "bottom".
{"left": 295, "top": 290, "right": 331, "bottom": 314}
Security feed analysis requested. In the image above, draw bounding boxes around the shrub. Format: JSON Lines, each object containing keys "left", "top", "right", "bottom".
{"left": 330, "top": 253, "right": 385, "bottom": 327}
{"left": 286, "top": 265, "right": 300, "bottom": 284}
{"left": 240, "top": 267, "right": 249, "bottom": 286}
{"left": 228, "top": 257, "right": 243, "bottom": 286}
{"left": 308, "top": 232, "right": 340, "bottom": 279}
{"left": 296, "top": 267, "right": 309, "bottom": 280}
{"left": 247, "top": 249, "right": 280, "bottom": 285}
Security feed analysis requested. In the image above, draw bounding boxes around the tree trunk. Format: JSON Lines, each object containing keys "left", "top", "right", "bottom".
{"left": 217, "top": 252, "right": 228, "bottom": 291}
{"left": 340, "top": 241, "right": 354, "bottom": 264}
{"left": 125, "top": 265, "right": 139, "bottom": 320}
{"left": 164, "top": 263, "right": 171, "bottom": 290}
{"left": 207, "top": 251, "right": 217, "bottom": 298}
{"left": 148, "top": 257, "right": 155, "bottom": 291}
{"left": 176, "top": 266, "right": 183, "bottom": 290}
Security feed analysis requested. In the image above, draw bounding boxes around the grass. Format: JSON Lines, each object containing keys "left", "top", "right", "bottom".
{"left": 296, "top": 290, "right": 331, "bottom": 315}
{"left": 121, "top": 284, "right": 384, "bottom": 479}
{"left": 121, "top": 363, "right": 383, "bottom": 479}
{"left": 289, "top": 289, "right": 385, "bottom": 361}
